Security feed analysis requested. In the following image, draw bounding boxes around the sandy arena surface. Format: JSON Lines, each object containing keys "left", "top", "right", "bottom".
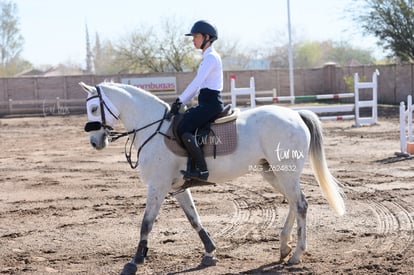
{"left": 0, "top": 108, "right": 413, "bottom": 274}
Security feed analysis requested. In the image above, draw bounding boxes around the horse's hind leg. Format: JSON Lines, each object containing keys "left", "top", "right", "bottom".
{"left": 287, "top": 190, "right": 308, "bottom": 264}
{"left": 261, "top": 168, "right": 308, "bottom": 264}
{"left": 279, "top": 188, "right": 308, "bottom": 265}
{"left": 280, "top": 203, "right": 295, "bottom": 261}
{"left": 175, "top": 189, "right": 217, "bottom": 266}
{"left": 260, "top": 168, "right": 294, "bottom": 260}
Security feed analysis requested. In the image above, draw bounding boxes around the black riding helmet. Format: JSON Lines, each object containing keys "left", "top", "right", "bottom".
{"left": 186, "top": 20, "right": 218, "bottom": 49}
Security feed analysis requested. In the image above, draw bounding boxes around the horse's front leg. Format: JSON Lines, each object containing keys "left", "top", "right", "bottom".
{"left": 121, "top": 185, "right": 167, "bottom": 275}
{"left": 175, "top": 189, "right": 217, "bottom": 266}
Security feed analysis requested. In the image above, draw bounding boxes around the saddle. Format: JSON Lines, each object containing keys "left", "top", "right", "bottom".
{"left": 164, "top": 104, "right": 239, "bottom": 158}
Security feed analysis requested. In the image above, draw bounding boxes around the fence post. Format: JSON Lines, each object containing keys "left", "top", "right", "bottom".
{"left": 323, "top": 63, "right": 337, "bottom": 93}
{"left": 8, "top": 99, "right": 13, "bottom": 114}
{"left": 249, "top": 77, "right": 256, "bottom": 108}
{"left": 230, "top": 75, "right": 236, "bottom": 107}
{"left": 56, "top": 97, "right": 61, "bottom": 110}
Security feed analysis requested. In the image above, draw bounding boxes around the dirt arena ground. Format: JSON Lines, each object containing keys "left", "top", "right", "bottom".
{"left": 0, "top": 107, "right": 413, "bottom": 274}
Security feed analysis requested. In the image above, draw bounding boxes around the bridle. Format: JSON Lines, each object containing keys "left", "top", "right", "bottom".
{"left": 84, "top": 85, "right": 169, "bottom": 169}
{"left": 84, "top": 85, "right": 119, "bottom": 133}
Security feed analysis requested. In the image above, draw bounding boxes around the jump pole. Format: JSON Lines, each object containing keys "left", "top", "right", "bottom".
{"left": 255, "top": 93, "right": 356, "bottom": 121}
{"left": 255, "top": 93, "right": 355, "bottom": 103}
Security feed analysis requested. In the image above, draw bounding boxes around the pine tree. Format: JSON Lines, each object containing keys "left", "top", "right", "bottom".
{"left": 85, "top": 23, "right": 94, "bottom": 73}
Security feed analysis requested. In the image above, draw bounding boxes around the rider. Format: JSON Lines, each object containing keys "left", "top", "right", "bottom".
{"left": 169, "top": 20, "right": 224, "bottom": 182}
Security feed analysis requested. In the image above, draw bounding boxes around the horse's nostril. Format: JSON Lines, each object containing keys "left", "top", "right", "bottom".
{"left": 91, "top": 142, "right": 97, "bottom": 148}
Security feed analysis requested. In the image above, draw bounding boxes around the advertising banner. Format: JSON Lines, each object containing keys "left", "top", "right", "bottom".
{"left": 121, "top": 77, "right": 177, "bottom": 94}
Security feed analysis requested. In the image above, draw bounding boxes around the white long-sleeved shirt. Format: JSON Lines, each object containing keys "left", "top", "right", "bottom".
{"left": 178, "top": 46, "right": 223, "bottom": 105}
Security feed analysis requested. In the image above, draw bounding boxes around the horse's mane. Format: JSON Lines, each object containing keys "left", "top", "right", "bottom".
{"left": 100, "top": 82, "right": 169, "bottom": 108}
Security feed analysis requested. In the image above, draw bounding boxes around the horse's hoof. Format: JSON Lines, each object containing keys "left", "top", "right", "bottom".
{"left": 280, "top": 246, "right": 292, "bottom": 261}
{"left": 201, "top": 255, "right": 218, "bottom": 266}
{"left": 286, "top": 257, "right": 301, "bottom": 266}
{"left": 120, "top": 262, "right": 137, "bottom": 275}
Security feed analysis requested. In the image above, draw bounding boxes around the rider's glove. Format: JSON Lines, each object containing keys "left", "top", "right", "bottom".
{"left": 170, "top": 98, "right": 182, "bottom": 115}
{"left": 166, "top": 98, "right": 182, "bottom": 120}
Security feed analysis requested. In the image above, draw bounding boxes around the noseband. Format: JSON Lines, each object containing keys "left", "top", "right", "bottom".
{"left": 84, "top": 86, "right": 119, "bottom": 133}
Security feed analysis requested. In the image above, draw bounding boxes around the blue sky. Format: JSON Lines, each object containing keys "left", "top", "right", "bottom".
{"left": 14, "top": 0, "right": 381, "bottom": 67}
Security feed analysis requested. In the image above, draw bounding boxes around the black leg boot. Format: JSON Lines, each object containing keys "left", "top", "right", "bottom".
{"left": 180, "top": 133, "right": 209, "bottom": 181}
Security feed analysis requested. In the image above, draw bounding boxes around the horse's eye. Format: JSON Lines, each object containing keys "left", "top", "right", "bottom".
{"left": 91, "top": 105, "right": 98, "bottom": 113}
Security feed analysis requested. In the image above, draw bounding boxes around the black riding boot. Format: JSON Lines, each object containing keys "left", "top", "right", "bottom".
{"left": 181, "top": 133, "right": 209, "bottom": 181}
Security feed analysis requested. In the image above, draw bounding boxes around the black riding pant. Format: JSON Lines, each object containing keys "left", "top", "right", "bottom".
{"left": 178, "top": 88, "right": 224, "bottom": 137}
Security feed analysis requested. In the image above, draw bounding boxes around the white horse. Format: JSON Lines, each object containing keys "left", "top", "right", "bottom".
{"left": 79, "top": 82, "right": 345, "bottom": 275}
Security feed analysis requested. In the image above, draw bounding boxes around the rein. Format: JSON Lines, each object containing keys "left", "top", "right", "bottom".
{"left": 120, "top": 108, "right": 169, "bottom": 169}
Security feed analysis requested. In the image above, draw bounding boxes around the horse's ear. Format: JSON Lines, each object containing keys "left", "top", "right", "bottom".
{"left": 79, "top": 82, "right": 95, "bottom": 94}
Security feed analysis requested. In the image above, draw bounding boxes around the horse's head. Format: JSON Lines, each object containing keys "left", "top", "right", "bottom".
{"left": 79, "top": 82, "right": 120, "bottom": 150}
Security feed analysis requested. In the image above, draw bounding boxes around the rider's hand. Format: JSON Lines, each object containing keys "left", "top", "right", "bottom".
{"left": 166, "top": 98, "right": 182, "bottom": 120}
{"left": 170, "top": 98, "right": 182, "bottom": 115}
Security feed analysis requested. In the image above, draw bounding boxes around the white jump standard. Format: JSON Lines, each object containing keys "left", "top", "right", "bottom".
{"left": 232, "top": 70, "right": 379, "bottom": 126}
{"left": 396, "top": 95, "right": 414, "bottom": 156}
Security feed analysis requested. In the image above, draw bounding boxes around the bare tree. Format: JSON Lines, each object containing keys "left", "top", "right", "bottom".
{"left": 327, "top": 41, "right": 375, "bottom": 66}
{"left": 159, "top": 17, "right": 196, "bottom": 72}
{"left": 0, "top": 0, "right": 24, "bottom": 75}
{"left": 216, "top": 40, "right": 253, "bottom": 70}
{"left": 115, "top": 18, "right": 196, "bottom": 73}
{"left": 263, "top": 28, "right": 294, "bottom": 68}
{"left": 92, "top": 32, "right": 122, "bottom": 74}
{"left": 115, "top": 25, "right": 163, "bottom": 73}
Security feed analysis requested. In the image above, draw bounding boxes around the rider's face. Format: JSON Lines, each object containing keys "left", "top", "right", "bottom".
{"left": 192, "top": 33, "right": 205, "bottom": 49}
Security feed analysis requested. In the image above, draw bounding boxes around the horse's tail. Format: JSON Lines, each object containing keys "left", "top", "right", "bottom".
{"left": 298, "top": 110, "right": 346, "bottom": 216}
